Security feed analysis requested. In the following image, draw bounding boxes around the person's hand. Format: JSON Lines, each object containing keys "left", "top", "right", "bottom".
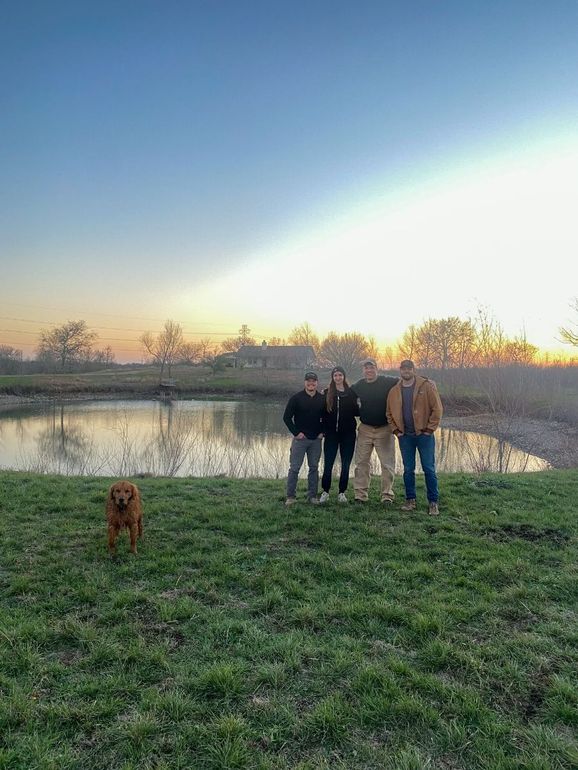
{"left": 295, "top": 432, "right": 306, "bottom": 439}
{"left": 317, "top": 433, "right": 324, "bottom": 439}
{"left": 393, "top": 430, "right": 403, "bottom": 437}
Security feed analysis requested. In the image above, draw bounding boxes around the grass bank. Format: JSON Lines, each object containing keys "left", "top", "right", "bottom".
{"left": 0, "top": 367, "right": 307, "bottom": 400}
{"left": 1, "top": 471, "right": 577, "bottom": 769}
{"left": 2, "top": 365, "right": 577, "bottom": 426}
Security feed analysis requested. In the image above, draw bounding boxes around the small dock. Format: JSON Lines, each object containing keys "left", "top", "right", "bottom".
{"left": 159, "top": 378, "right": 177, "bottom": 401}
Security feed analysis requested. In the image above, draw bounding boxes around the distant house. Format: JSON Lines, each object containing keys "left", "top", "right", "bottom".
{"left": 236, "top": 342, "right": 315, "bottom": 369}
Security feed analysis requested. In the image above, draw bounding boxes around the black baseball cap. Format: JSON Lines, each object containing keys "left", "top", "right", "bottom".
{"left": 304, "top": 371, "right": 318, "bottom": 381}
{"left": 399, "top": 359, "right": 415, "bottom": 369}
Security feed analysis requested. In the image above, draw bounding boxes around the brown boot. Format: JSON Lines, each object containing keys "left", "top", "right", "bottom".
{"left": 428, "top": 502, "right": 439, "bottom": 516}
{"left": 400, "top": 499, "right": 416, "bottom": 511}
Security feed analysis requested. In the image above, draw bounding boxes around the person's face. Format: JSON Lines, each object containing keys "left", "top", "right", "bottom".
{"left": 400, "top": 366, "right": 415, "bottom": 381}
{"left": 332, "top": 371, "right": 344, "bottom": 387}
{"left": 304, "top": 378, "right": 318, "bottom": 394}
{"left": 363, "top": 363, "right": 378, "bottom": 382}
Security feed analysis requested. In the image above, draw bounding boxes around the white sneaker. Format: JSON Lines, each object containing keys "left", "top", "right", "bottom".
{"left": 319, "top": 491, "right": 330, "bottom": 503}
{"left": 338, "top": 493, "right": 348, "bottom": 503}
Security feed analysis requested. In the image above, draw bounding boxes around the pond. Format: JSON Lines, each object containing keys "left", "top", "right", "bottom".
{"left": 0, "top": 399, "right": 549, "bottom": 477}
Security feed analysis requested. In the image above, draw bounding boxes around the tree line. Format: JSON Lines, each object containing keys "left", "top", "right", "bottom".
{"left": 1, "top": 304, "right": 576, "bottom": 376}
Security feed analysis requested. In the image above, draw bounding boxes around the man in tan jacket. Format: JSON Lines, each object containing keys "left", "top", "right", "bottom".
{"left": 386, "top": 360, "right": 443, "bottom": 515}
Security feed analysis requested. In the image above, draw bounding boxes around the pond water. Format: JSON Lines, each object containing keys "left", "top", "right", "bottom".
{"left": 0, "top": 399, "right": 549, "bottom": 477}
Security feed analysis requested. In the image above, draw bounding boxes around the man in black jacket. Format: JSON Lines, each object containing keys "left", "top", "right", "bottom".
{"left": 353, "top": 359, "right": 398, "bottom": 504}
{"left": 283, "top": 372, "right": 325, "bottom": 505}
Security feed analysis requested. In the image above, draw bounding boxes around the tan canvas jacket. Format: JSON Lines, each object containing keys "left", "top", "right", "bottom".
{"left": 386, "top": 375, "right": 443, "bottom": 435}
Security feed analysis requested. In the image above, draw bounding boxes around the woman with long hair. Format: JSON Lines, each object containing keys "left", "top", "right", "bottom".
{"left": 320, "top": 366, "right": 359, "bottom": 503}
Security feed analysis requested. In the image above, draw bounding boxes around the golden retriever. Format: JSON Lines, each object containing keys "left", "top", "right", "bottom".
{"left": 106, "top": 480, "right": 143, "bottom": 555}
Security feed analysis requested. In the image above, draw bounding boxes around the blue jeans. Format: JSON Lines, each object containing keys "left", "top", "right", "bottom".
{"left": 398, "top": 433, "right": 438, "bottom": 503}
{"left": 287, "top": 437, "right": 322, "bottom": 499}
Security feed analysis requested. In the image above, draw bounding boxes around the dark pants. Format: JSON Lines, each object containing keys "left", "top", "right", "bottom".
{"left": 322, "top": 431, "right": 356, "bottom": 494}
{"left": 398, "top": 433, "right": 439, "bottom": 503}
{"left": 287, "top": 437, "right": 322, "bottom": 499}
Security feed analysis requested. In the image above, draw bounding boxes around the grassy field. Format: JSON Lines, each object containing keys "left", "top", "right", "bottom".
{"left": 0, "top": 366, "right": 310, "bottom": 399}
{"left": 1, "top": 471, "right": 577, "bottom": 769}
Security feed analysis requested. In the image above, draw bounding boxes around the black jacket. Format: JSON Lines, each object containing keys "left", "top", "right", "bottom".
{"left": 283, "top": 389, "right": 325, "bottom": 439}
{"left": 322, "top": 387, "right": 358, "bottom": 434}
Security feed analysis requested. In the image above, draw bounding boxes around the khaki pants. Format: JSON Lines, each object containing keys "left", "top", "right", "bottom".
{"left": 354, "top": 423, "right": 395, "bottom": 502}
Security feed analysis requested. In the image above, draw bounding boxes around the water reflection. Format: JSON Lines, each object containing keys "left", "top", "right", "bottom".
{"left": 0, "top": 399, "right": 549, "bottom": 477}
{"left": 35, "top": 404, "right": 98, "bottom": 475}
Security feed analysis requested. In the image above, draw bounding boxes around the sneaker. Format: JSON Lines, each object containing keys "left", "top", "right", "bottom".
{"left": 400, "top": 499, "right": 417, "bottom": 511}
{"left": 285, "top": 497, "right": 297, "bottom": 507}
{"left": 337, "top": 493, "right": 348, "bottom": 503}
{"left": 308, "top": 497, "right": 320, "bottom": 505}
{"left": 319, "top": 491, "right": 330, "bottom": 504}
{"left": 428, "top": 502, "right": 440, "bottom": 516}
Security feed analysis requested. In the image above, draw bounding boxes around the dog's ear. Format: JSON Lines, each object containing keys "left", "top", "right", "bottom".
{"left": 109, "top": 484, "right": 116, "bottom": 500}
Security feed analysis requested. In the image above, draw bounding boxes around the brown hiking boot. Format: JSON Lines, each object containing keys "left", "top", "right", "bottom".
{"left": 400, "top": 499, "right": 416, "bottom": 511}
{"left": 428, "top": 502, "right": 439, "bottom": 516}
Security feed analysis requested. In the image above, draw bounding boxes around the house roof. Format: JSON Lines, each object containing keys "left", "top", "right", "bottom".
{"left": 237, "top": 345, "right": 314, "bottom": 356}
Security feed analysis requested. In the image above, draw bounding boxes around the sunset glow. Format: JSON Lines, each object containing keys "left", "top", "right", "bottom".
{"left": 1, "top": 3, "right": 577, "bottom": 363}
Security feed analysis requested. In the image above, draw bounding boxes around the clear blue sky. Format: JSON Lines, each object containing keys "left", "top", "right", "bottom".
{"left": 1, "top": 1, "right": 577, "bottom": 360}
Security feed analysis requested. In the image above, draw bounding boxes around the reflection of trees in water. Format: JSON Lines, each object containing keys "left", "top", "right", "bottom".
{"left": 10, "top": 400, "right": 547, "bottom": 478}
{"left": 231, "top": 401, "right": 283, "bottom": 443}
{"left": 30, "top": 404, "right": 99, "bottom": 474}
{"left": 147, "top": 404, "right": 196, "bottom": 476}
{"left": 436, "top": 429, "right": 546, "bottom": 473}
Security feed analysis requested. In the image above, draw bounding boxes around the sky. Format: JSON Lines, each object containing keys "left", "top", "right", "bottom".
{"left": 1, "top": 0, "right": 577, "bottom": 362}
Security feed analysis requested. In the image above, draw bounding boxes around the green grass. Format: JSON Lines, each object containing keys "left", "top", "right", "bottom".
{"left": 0, "top": 470, "right": 577, "bottom": 769}
{"left": 0, "top": 365, "right": 308, "bottom": 399}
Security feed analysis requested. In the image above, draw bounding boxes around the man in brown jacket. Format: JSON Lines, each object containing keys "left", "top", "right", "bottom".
{"left": 386, "top": 360, "right": 443, "bottom": 515}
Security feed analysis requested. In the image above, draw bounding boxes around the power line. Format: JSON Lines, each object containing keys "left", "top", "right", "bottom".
{"left": 0, "top": 317, "right": 266, "bottom": 338}
{"left": 0, "top": 300, "right": 236, "bottom": 327}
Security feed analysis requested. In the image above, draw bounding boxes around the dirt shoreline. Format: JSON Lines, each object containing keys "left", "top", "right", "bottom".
{"left": 442, "top": 414, "right": 578, "bottom": 469}
{"left": 1, "top": 393, "right": 576, "bottom": 469}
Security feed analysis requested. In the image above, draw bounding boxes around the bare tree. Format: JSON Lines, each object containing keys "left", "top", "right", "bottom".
{"left": 267, "top": 336, "right": 286, "bottom": 346}
{"left": 559, "top": 298, "right": 578, "bottom": 347}
{"left": 473, "top": 309, "right": 508, "bottom": 367}
{"left": 37, "top": 320, "right": 98, "bottom": 371}
{"left": 409, "top": 317, "right": 477, "bottom": 369}
{"left": 221, "top": 324, "right": 256, "bottom": 353}
{"left": 399, "top": 324, "right": 418, "bottom": 362}
{"left": 92, "top": 345, "right": 116, "bottom": 367}
{"left": 380, "top": 345, "right": 398, "bottom": 371}
{"left": 503, "top": 333, "right": 538, "bottom": 366}
{"left": 140, "top": 319, "right": 184, "bottom": 380}
{"left": 179, "top": 341, "right": 202, "bottom": 365}
{"left": 221, "top": 337, "right": 241, "bottom": 353}
{"left": 0, "top": 345, "right": 23, "bottom": 374}
{"left": 365, "top": 335, "right": 381, "bottom": 364}
{"left": 319, "top": 331, "right": 369, "bottom": 372}
{"left": 198, "top": 337, "right": 217, "bottom": 361}
{"left": 288, "top": 322, "right": 320, "bottom": 355}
